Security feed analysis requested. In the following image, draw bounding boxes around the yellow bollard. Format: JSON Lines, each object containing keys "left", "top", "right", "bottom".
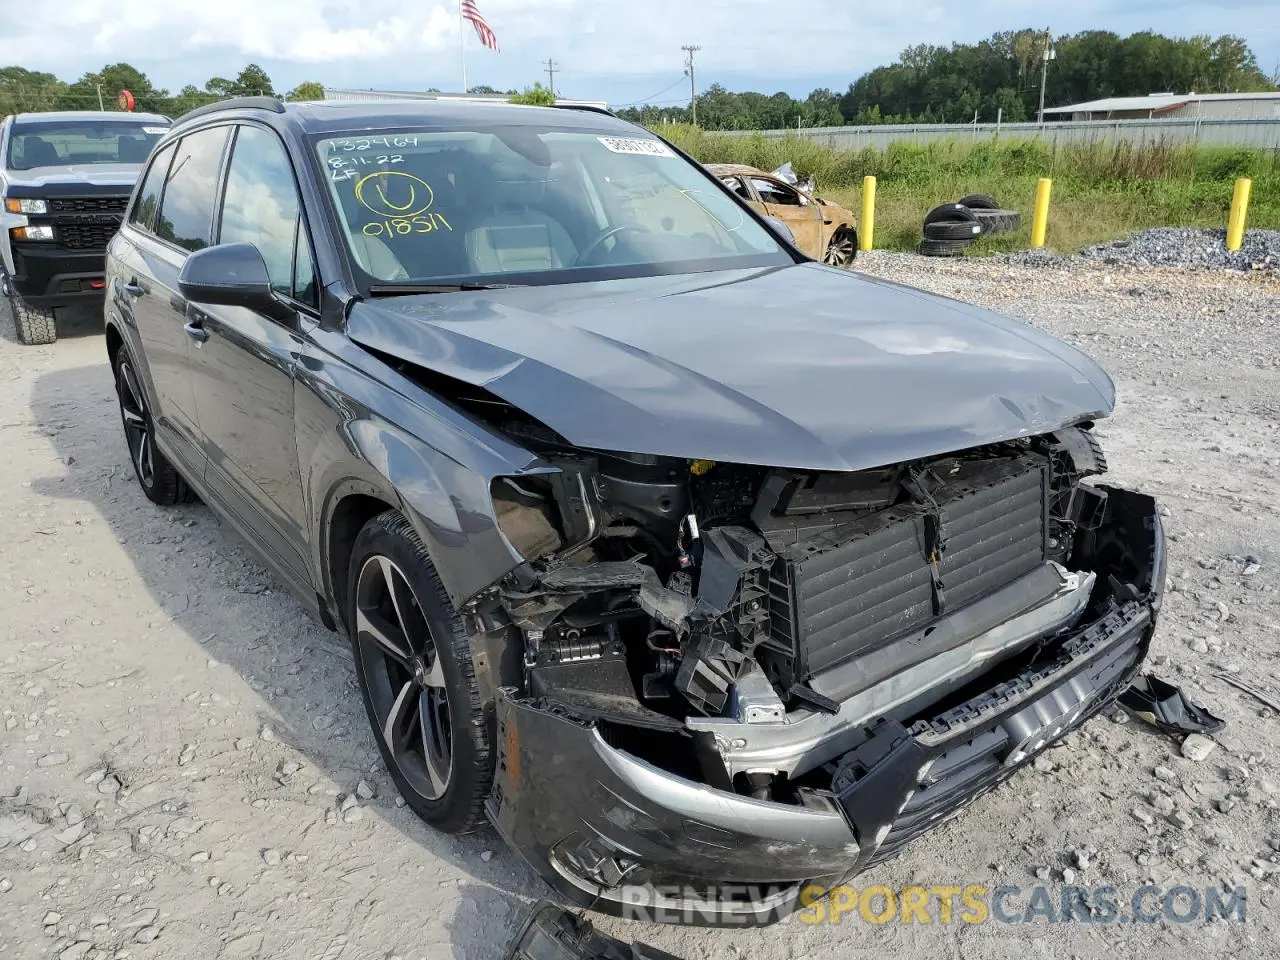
{"left": 1030, "top": 178, "right": 1052, "bottom": 249}
{"left": 1226, "top": 177, "right": 1251, "bottom": 252}
{"left": 859, "top": 176, "right": 876, "bottom": 252}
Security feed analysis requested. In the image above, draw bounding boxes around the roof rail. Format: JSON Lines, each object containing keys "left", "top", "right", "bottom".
{"left": 546, "top": 102, "right": 616, "bottom": 118}
{"left": 174, "top": 96, "right": 287, "bottom": 126}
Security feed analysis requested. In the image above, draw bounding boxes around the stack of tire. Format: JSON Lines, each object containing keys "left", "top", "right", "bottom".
{"left": 920, "top": 194, "right": 1022, "bottom": 257}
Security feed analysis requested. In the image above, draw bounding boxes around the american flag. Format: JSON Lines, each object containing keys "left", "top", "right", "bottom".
{"left": 461, "top": 0, "right": 499, "bottom": 52}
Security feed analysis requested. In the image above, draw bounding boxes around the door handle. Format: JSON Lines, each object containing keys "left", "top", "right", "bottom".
{"left": 183, "top": 320, "right": 210, "bottom": 343}
{"left": 123, "top": 279, "right": 145, "bottom": 297}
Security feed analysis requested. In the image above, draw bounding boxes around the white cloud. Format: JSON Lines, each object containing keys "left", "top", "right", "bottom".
{"left": 4, "top": 0, "right": 1278, "bottom": 101}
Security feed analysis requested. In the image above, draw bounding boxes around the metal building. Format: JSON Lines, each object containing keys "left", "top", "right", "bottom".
{"left": 1043, "top": 92, "right": 1280, "bottom": 121}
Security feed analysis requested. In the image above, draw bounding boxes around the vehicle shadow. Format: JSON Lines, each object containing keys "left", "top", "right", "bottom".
{"left": 0, "top": 299, "right": 103, "bottom": 343}
{"left": 29, "top": 361, "right": 548, "bottom": 958}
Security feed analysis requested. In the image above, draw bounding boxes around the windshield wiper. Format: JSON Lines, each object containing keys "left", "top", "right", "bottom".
{"left": 368, "top": 282, "right": 525, "bottom": 296}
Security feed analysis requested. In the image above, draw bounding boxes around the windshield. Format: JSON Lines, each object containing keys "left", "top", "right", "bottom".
{"left": 315, "top": 125, "right": 789, "bottom": 289}
{"left": 7, "top": 119, "right": 169, "bottom": 170}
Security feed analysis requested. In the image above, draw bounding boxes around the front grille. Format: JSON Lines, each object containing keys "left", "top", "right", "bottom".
{"left": 762, "top": 456, "right": 1049, "bottom": 687}
{"left": 43, "top": 195, "right": 130, "bottom": 251}
{"left": 49, "top": 196, "right": 128, "bottom": 214}
{"left": 54, "top": 216, "right": 123, "bottom": 250}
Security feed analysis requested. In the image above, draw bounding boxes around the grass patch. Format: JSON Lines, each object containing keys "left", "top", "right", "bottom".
{"left": 661, "top": 125, "right": 1280, "bottom": 253}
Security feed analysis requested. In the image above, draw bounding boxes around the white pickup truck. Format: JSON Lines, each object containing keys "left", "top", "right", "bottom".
{"left": 0, "top": 111, "right": 169, "bottom": 343}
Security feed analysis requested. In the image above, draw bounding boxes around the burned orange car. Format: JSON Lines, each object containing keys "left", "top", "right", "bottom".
{"left": 708, "top": 163, "right": 858, "bottom": 266}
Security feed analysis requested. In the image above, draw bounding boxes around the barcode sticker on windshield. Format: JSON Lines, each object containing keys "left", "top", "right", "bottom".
{"left": 142, "top": 127, "right": 168, "bottom": 135}
{"left": 598, "top": 137, "right": 675, "bottom": 158}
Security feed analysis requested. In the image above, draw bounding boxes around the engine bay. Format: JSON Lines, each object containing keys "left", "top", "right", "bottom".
{"left": 480, "top": 421, "right": 1142, "bottom": 799}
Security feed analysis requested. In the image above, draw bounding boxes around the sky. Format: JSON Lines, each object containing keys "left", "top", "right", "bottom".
{"left": 3, "top": 0, "right": 1279, "bottom": 108}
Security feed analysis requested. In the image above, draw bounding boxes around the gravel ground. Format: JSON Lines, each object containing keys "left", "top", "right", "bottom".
{"left": 1004, "top": 227, "right": 1280, "bottom": 273}
{"left": 2, "top": 257, "right": 1279, "bottom": 960}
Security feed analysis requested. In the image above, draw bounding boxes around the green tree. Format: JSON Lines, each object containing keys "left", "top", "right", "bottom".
{"left": 169, "top": 84, "right": 219, "bottom": 115}
{"left": 285, "top": 81, "right": 325, "bottom": 101}
{"left": 0, "top": 66, "right": 67, "bottom": 114}
{"left": 60, "top": 63, "right": 169, "bottom": 113}
{"left": 207, "top": 65, "right": 276, "bottom": 99}
{"left": 509, "top": 82, "right": 555, "bottom": 105}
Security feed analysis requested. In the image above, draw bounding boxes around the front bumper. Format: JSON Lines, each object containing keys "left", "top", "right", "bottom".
{"left": 9, "top": 243, "right": 109, "bottom": 307}
{"left": 488, "top": 494, "right": 1163, "bottom": 927}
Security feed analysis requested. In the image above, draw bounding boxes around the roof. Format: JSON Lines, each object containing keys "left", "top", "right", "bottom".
{"left": 285, "top": 99, "right": 630, "bottom": 135}
{"left": 706, "top": 163, "right": 767, "bottom": 176}
{"left": 169, "top": 96, "right": 630, "bottom": 137}
{"left": 323, "top": 87, "right": 609, "bottom": 110}
{"left": 1044, "top": 91, "right": 1280, "bottom": 114}
{"left": 12, "top": 111, "right": 171, "bottom": 124}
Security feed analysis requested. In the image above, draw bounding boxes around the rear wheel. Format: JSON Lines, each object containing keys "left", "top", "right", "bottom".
{"left": 2, "top": 271, "right": 57, "bottom": 345}
{"left": 823, "top": 229, "right": 857, "bottom": 267}
{"left": 348, "top": 511, "right": 492, "bottom": 833}
{"left": 113, "top": 352, "right": 193, "bottom": 505}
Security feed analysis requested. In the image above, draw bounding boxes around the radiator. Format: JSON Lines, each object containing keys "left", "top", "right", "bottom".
{"left": 761, "top": 455, "right": 1050, "bottom": 689}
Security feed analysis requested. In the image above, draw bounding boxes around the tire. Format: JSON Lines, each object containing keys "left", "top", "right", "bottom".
{"left": 957, "top": 194, "right": 999, "bottom": 210}
{"left": 823, "top": 228, "right": 857, "bottom": 267}
{"left": 973, "top": 209, "right": 1022, "bottom": 234}
{"left": 348, "top": 510, "right": 491, "bottom": 834}
{"left": 112, "top": 351, "right": 195, "bottom": 505}
{"left": 923, "top": 203, "right": 978, "bottom": 226}
{"left": 923, "top": 220, "right": 984, "bottom": 242}
{"left": 919, "top": 237, "right": 971, "bottom": 257}
{"left": 3, "top": 272, "right": 57, "bottom": 345}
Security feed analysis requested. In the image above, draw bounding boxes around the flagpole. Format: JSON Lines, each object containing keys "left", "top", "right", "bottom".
{"left": 458, "top": 0, "right": 468, "bottom": 93}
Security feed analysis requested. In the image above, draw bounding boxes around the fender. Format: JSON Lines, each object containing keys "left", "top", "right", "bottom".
{"left": 297, "top": 330, "right": 546, "bottom": 612}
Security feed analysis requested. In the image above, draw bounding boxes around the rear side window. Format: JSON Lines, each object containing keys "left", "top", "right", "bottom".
{"left": 156, "top": 126, "right": 230, "bottom": 252}
{"left": 130, "top": 143, "right": 175, "bottom": 232}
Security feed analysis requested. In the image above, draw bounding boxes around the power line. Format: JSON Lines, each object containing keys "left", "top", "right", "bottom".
{"left": 614, "top": 77, "right": 688, "bottom": 108}
{"left": 681, "top": 44, "right": 701, "bottom": 127}
{"left": 543, "top": 58, "right": 558, "bottom": 97}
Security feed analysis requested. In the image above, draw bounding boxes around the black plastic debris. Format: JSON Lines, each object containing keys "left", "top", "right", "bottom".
{"left": 1119, "top": 673, "right": 1226, "bottom": 736}
{"left": 504, "top": 902, "right": 684, "bottom": 960}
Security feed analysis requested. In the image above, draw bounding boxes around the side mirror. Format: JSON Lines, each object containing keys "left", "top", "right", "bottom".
{"left": 178, "top": 243, "right": 290, "bottom": 319}
{"left": 763, "top": 215, "right": 796, "bottom": 244}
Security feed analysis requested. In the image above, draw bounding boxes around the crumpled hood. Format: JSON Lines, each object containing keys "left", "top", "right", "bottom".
{"left": 347, "top": 263, "right": 1115, "bottom": 472}
{"left": 4, "top": 163, "right": 144, "bottom": 188}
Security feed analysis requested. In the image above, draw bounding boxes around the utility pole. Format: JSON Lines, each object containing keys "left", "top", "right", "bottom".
{"left": 543, "top": 59, "right": 558, "bottom": 97}
{"left": 1037, "top": 28, "right": 1056, "bottom": 125}
{"left": 95, "top": 83, "right": 104, "bottom": 111}
{"left": 682, "top": 45, "right": 701, "bottom": 126}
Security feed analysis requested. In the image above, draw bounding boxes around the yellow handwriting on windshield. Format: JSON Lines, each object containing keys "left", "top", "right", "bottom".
{"left": 354, "top": 172, "right": 436, "bottom": 218}
{"left": 362, "top": 214, "right": 454, "bottom": 238}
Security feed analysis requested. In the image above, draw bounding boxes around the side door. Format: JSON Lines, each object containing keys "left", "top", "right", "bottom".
{"left": 186, "top": 123, "right": 317, "bottom": 596}
{"left": 748, "top": 176, "right": 823, "bottom": 258}
{"left": 116, "top": 128, "right": 231, "bottom": 479}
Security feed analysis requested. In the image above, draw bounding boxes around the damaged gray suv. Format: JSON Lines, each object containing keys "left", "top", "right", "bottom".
{"left": 105, "top": 97, "right": 1165, "bottom": 927}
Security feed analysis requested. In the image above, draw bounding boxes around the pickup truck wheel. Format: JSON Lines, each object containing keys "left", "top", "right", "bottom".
{"left": 113, "top": 353, "right": 194, "bottom": 505}
{"left": 4, "top": 275, "right": 57, "bottom": 345}
{"left": 348, "top": 511, "right": 491, "bottom": 834}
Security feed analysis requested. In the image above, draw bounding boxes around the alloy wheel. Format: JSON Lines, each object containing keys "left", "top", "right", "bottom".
{"left": 824, "top": 233, "right": 856, "bottom": 267}
{"left": 116, "top": 358, "right": 155, "bottom": 489}
{"left": 354, "top": 555, "right": 453, "bottom": 801}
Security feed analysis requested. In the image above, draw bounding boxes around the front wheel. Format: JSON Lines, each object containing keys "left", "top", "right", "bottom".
{"left": 2, "top": 272, "right": 57, "bottom": 345}
{"left": 348, "top": 511, "right": 492, "bottom": 833}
